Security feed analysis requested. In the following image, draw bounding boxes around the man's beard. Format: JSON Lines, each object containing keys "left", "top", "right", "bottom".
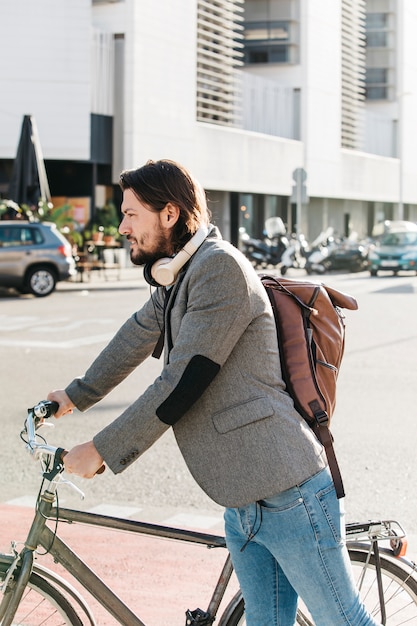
{"left": 128, "top": 228, "right": 172, "bottom": 267}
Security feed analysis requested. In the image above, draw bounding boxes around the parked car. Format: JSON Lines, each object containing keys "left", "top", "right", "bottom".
{"left": 0, "top": 221, "right": 76, "bottom": 296}
{"left": 368, "top": 230, "right": 417, "bottom": 276}
{"left": 371, "top": 220, "right": 417, "bottom": 239}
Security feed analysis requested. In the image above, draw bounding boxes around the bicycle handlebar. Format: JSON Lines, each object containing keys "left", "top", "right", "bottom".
{"left": 32, "top": 400, "right": 60, "bottom": 420}
{"left": 24, "top": 401, "right": 105, "bottom": 481}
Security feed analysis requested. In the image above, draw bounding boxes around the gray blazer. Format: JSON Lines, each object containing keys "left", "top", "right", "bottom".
{"left": 66, "top": 227, "right": 326, "bottom": 507}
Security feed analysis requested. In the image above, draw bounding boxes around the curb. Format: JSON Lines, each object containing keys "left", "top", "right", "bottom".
{"left": 57, "top": 265, "right": 148, "bottom": 292}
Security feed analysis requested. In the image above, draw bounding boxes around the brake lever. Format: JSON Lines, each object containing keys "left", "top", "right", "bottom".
{"left": 40, "top": 448, "right": 85, "bottom": 499}
{"left": 43, "top": 447, "right": 66, "bottom": 480}
{"left": 58, "top": 477, "right": 85, "bottom": 500}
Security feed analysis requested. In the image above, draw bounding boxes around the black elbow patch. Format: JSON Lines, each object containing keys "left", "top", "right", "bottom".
{"left": 156, "top": 355, "right": 220, "bottom": 425}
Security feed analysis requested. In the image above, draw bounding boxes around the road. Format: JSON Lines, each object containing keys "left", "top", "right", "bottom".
{"left": 0, "top": 266, "right": 416, "bottom": 623}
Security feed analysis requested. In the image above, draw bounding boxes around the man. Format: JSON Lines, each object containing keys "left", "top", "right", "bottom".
{"left": 48, "top": 159, "right": 378, "bottom": 625}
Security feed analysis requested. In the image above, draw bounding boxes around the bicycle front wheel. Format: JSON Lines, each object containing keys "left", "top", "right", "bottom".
{"left": 0, "top": 558, "right": 83, "bottom": 626}
{"left": 219, "top": 547, "right": 417, "bottom": 626}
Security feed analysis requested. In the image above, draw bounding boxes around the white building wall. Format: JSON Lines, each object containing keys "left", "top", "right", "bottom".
{"left": 398, "top": 2, "right": 417, "bottom": 205}
{"left": 2, "top": 0, "right": 417, "bottom": 235}
{"left": 0, "top": 0, "right": 91, "bottom": 160}
{"left": 302, "top": 0, "right": 343, "bottom": 182}
{"left": 123, "top": 0, "right": 198, "bottom": 167}
{"left": 193, "top": 124, "right": 302, "bottom": 194}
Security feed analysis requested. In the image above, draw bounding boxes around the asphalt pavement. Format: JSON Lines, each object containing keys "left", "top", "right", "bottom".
{"left": 1, "top": 264, "right": 417, "bottom": 625}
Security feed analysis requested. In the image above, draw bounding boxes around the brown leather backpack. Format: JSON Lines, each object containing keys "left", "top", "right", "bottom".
{"left": 260, "top": 275, "right": 358, "bottom": 498}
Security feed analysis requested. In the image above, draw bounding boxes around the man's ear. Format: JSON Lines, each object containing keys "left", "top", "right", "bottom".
{"left": 160, "top": 202, "right": 180, "bottom": 230}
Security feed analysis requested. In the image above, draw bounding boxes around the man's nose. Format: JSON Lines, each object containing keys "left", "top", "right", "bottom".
{"left": 118, "top": 216, "right": 129, "bottom": 235}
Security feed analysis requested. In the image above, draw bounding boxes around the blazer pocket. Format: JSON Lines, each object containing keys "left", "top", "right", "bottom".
{"left": 212, "top": 396, "right": 274, "bottom": 434}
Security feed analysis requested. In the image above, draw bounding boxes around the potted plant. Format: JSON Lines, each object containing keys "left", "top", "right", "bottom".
{"left": 89, "top": 201, "right": 120, "bottom": 244}
{"left": 91, "top": 224, "right": 104, "bottom": 243}
{"left": 103, "top": 225, "right": 118, "bottom": 245}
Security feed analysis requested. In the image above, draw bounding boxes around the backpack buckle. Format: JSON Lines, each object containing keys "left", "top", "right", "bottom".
{"left": 308, "top": 400, "right": 328, "bottom": 426}
{"left": 314, "top": 410, "right": 329, "bottom": 426}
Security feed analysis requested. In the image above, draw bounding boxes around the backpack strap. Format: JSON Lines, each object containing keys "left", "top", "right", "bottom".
{"left": 310, "top": 403, "right": 345, "bottom": 499}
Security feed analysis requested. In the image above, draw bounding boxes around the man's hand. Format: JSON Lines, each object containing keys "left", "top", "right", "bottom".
{"left": 63, "top": 441, "right": 105, "bottom": 478}
{"left": 47, "top": 390, "right": 75, "bottom": 418}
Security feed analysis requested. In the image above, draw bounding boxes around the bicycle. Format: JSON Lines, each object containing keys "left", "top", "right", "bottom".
{"left": 1, "top": 402, "right": 417, "bottom": 626}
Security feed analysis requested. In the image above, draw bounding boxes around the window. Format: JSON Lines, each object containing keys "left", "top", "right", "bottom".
{"left": 244, "top": 21, "right": 291, "bottom": 64}
{"left": 0, "top": 226, "right": 42, "bottom": 247}
{"left": 366, "top": 13, "right": 388, "bottom": 47}
{"left": 365, "top": 68, "right": 388, "bottom": 100}
{"left": 365, "top": 11, "right": 391, "bottom": 101}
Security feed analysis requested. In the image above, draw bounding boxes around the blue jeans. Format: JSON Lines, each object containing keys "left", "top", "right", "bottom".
{"left": 224, "top": 467, "right": 379, "bottom": 625}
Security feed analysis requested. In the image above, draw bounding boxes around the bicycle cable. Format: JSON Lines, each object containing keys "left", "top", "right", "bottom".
{"left": 34, "top": 464, "right": 61, "bottom": 556}
{"left": 19, "top": 420, "right": 61, "bottom": 555}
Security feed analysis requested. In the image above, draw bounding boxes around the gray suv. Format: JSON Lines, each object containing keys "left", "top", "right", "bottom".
{"left": 0, "top": 221, "right": 76, "bottom": 296}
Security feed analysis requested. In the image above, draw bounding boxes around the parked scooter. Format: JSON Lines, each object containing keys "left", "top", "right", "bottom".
{"left": 280, "top": 233, "right": 310, "bottom": 275}
{"left": 280, "top": 229, "right": 333, "bottom": 275}
{"left": 305, "top": 232, "right": 369, "bottom": 274}
{"left": 241, "top": 217, "right": 289, "bottom": 268}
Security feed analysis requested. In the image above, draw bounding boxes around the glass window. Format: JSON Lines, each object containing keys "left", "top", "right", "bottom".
{"left": 381, "top": 232, "right": 417, "bottom": 246}
{"left": 366, "top": 13, "right": 387, "bottom": 29}
{"left": 366, "top": 86, "right": 387, "bottom": 100}
{"left": 244, "top": 21, "right": 290, "bottom": 43}
{"left": 366, "top": 68, "right": 387, "bottom": 83}
{"left": 365, "top": 12, "right": 388, "bottom": 47}
{"left": 239, "top": 194, "right": 256, "bottom": 238}
{"left": 0, "top": 226, "right": 42, "bottom": 247}
{"left": 365, "top": 68, "right": 388, "bottom": 100}
{"left": 366, "top": 31, "right": 387, "bottom": 47}
{"left": 244, "top": 21, "right": 291, "bottom": 65}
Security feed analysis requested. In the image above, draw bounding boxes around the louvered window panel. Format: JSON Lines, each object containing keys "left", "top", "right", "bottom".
{"left": 197, "top": 0, "right": 244, "bottom": 126}
{"left": 341, "top": 0, "right": 366, "bottom": 149}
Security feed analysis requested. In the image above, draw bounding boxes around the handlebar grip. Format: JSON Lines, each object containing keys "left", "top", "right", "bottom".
{"left": 49, "top": 401, "right": 60, "bottom": 416}
{"left": 33, "top": 400, "right": 60, "bottom": 419}
{"left": 60, "top": 450, "right": 106, "bottom": 475}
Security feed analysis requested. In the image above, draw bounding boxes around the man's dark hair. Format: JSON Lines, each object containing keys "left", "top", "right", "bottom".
{"left": 119, "top": 159, "right": 211, "bottom": 251}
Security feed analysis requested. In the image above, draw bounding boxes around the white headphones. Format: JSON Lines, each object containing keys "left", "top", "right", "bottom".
{"left": 144, "top": 226, "right": 209, "bottom": 287}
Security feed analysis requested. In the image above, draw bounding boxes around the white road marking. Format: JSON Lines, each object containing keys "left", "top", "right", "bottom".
{"left": 6, "top": 495, "right": 39, "bottom": 508}
{"left": 163, "top": 512, "right": 223, "bottom": 530}
{"left": 88, "top": 504, "right": 142, "bottom": 518}
{"left": 0, "top": 334, "right": 113, "bottom": 349}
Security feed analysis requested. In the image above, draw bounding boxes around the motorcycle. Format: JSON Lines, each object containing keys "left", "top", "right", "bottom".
{"left": 280, "top": 233, "right": 310, "bottom": 275}
{"left": 241, "top": 217, "right": 289, "bottom": 268}
{"left": 280, "top": 229, "right": 334, "bottom": 275}
{"left": 305, "top": 233, "right": 369, "bottom": 274}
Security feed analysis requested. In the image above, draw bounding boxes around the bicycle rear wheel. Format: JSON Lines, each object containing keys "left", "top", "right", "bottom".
{"left": 0, "top": 559, "right": 83, "bottom": 626}
{"left": 346, "top": 548, "right": 417, "bottom": 625}
{"left": 219, "top": 547, "right": 417, "bottom": 625}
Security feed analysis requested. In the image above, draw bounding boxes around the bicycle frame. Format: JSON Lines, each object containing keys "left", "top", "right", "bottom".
{"left": 2, "top": 402, "right": 417, "bottom": 626}
{"left": 1, "top": 486, "right": 232, "bottom": 626}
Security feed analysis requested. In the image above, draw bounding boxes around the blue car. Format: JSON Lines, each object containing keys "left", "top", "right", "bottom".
{"left": 369, "top": 230, "right": 417, "bottom": 276}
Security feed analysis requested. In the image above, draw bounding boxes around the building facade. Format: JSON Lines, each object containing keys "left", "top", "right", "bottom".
{"left": 1, "top": 0, "right": 416, "bottom": 244}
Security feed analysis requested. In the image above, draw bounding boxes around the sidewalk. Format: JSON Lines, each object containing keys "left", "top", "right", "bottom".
{"left": 58, "top": 264, "right": 148, "bottom": 293}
